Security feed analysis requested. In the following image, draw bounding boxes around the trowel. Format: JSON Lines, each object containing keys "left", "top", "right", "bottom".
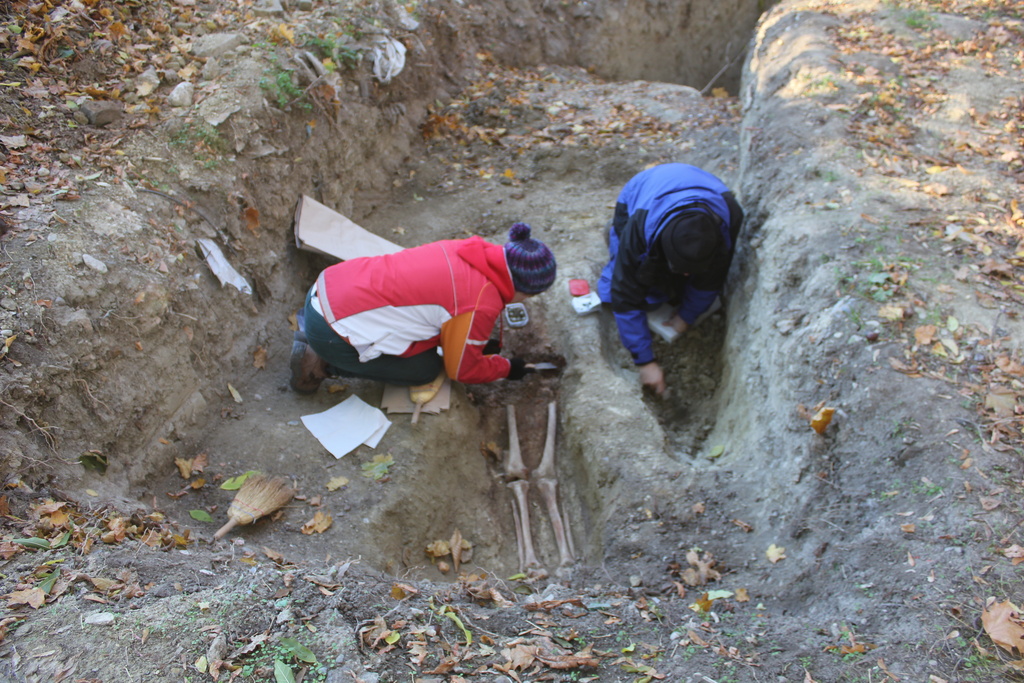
{"left": 529, "top": 361, "right": 564, "bottom": 375}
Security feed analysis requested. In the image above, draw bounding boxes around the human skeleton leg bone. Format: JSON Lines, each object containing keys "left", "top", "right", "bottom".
{"left": 505, "top": 483, "right": 544, "bottom": 573}
{"left": 534, "top": 401, "right": 574, "bottom": 568}
{"left": 505, "top": 405, "right": 529, "bottom": 481}
{"left": 506, "top": 405, "right": 542, "bottom": 574}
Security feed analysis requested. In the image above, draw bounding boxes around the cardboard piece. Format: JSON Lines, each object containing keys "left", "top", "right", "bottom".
{"left": 380, "top": 377, "right": 452, "bottom": 416}
{"left": 293, "top": 195, "right": 402, "bottom": 261}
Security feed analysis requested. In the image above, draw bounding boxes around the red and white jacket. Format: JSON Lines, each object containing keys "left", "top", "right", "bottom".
{"left": 314, "top": 237, "right": 515, "bottom": 384}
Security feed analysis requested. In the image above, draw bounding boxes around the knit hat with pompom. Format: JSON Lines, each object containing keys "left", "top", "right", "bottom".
{"left": 503, "top": 222, "right": 556, "bottom": 294}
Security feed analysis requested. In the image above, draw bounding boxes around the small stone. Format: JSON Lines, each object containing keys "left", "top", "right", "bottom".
{"left": 136, "top": 67, "right": 161, "bottom": 97}
{"left": 79, "top": 99, "right": 124, "bottom": 127}
{"left": 253, "top": 0, "right": 284, "bottom": 16}
{"left": 192, "top": 33, "right": 246, "bottom": 59}
{"left": 84, "top": 612, "right": 115, "bottom": 626}
{"left": 166, "top": 82, "right": 195, "bottom": 108}
{"left": 201, "top": 58, "right": 221, "bottom": 81}
{"left": 82, "top": 254, "right": 108, "bottom": 273}
{"left": 629, "top": 575, "right": 642, "bottom": 587}
{"left": 0, "top": 298, "right": 17, "bottom": 312}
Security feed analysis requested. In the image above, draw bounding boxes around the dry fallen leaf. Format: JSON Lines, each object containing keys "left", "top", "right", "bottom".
{"left": 175, "top": 457, "right": 193, "bottom": 479}
{"left": 979, "top": 496, "right": 1001, "bottom": 511}
{"left": 451, "top": 529, "right": 464, "bottom": 573}
{"left": 914, "top": 324, "right": 937, "bottom": 345}
{"left": 810, "top": 406, "right": 835, "bottom": 435}
{"left": 301, "top": 511, "right": 333, "bottom": 535}
{"left": 732, "top": 518, "right": 754, "bottom": 532}
{"left": 681, "top": 549, "right": 720, "bottom": 586}
{"left": 984, "top": 388, "right": 1017, "bottom": 418}
{"left": 923, "top": 183, "right": 950, "bottom": 196}
{"left": 766, "top": 543, "right": 786, "bottom": 564}
{"left": 5, "top": 587, "right": 45, "bottom": 609}
{"left": 878, "top": 305, "right": 905, "bottom": 321}
{"left": 503, "top": 643, "right": 537, "bottom": 671}
{"left": 252, "top": 345, "right": 267, "bottom": 369}
{"left": 1003, "top": 544, "right": 1024, "bottom": 566}
{"left": 996, "top": 356, "right": 1024, "bottom": 377}
{"left": 326, "top": 476, "right": 349, "bottom": 491}
{"left": 981, "top": 598, "right": 1024, "bottom": 655}
{"left": 243, "top": 207, "right": 260, "bottom": 234}
{"left": 270, "top": 23, "right": 295, "bottom": 45}
{"left": 425, "top": 540, "right": 450, "bottom": 558}
{"left": 391, "top": 582, "right": 419, "bottom": 600}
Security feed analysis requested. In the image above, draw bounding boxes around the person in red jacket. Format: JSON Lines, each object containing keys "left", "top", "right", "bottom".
{"left": 289, "top": 222, "right": 557, "bottom": 393}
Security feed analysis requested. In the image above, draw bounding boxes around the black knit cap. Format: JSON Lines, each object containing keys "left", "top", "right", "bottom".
{"left": 659, "top": 211, "right": 721, "bottom": 275}
{"left": 504, "top": 222, "right": 557, "bottom": 294}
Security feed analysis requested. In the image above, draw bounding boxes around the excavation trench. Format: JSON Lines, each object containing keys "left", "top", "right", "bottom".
{"left": 77, "top": 0, "right": 760, "bottom": 579}
{"left": 136, "top": 113, "right": 742, "bottom": 580}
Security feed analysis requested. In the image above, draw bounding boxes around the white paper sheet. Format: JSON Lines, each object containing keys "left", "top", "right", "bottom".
{"left": 301, "top": 395, "right": 392, "bottom": 459}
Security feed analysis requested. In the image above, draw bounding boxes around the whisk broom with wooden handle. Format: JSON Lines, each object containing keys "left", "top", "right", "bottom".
{"left": 409, "top": 370, "right": 446, "bottom": 425}
{"left": 213, "top": 474, "right": 296, "bottom": 540}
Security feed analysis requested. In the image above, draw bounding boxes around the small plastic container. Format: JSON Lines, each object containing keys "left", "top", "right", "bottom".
{"left": 571, "top": 291, "right": 602, "bottom": 315}
{"left": 504, "top": 303, "right": 529, "bottom": 327}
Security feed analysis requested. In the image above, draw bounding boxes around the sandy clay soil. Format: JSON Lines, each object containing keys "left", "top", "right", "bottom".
{"left": 1, "top": 0, "right": 1024, "bottom": 681}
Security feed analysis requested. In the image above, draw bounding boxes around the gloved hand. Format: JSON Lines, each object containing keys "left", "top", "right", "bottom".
{"left": 483, "top": 338, "right": 501, "bottom": 355}
{"left": 507, "top": 357, "right": 535, "bottom": 380}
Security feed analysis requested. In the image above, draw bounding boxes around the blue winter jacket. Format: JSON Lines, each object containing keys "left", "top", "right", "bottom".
{"left": 597, "top": 164, "right": 735, "bottom": 365}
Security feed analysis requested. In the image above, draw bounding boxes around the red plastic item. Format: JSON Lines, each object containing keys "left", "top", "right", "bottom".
{"left": 569, "top": 279, "right": 590, "bottom": 296}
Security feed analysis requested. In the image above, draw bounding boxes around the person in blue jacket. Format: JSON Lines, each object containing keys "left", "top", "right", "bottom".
{"left": 598, "top": 163, "right": 744, "bottom": 396}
